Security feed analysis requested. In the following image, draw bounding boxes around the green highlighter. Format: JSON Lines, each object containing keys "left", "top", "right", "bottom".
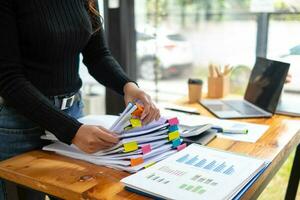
{"left": 212, "top": 126, "right": 248, "bottom": 134}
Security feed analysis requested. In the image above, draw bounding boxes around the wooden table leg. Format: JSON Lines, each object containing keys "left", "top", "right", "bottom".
{"left": 285, "top": 144, "right": 300, "bottom": 200}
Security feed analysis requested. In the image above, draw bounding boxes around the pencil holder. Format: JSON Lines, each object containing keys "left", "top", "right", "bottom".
{"left": 207, "top": 76, "right": 230, "bottom": 98}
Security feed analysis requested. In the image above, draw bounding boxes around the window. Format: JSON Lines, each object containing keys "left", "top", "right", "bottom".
{"left": 267, "top": 13, "right": 300, "bottom": 96}
{"left": 79, "top": 0, "right": 106, "bottom": 114}
{"left": 135, "top": 0, "right": 300, "bottom": 102}
{"left": 135, "top": 0, "right": 257, "bottom": 102}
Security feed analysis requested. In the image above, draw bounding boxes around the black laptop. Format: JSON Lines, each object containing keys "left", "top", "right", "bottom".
{"left": 200, "top": 57, "right": 290, "bottom": 119}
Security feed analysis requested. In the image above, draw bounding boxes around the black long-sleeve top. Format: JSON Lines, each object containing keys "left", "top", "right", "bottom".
{"left": 0, "top": 0, "right": 133, "bottom": 144}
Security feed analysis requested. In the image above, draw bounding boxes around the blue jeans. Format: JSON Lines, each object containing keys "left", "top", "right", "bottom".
{"left": 0, "top": 96, "right": 84, "bottom": 200}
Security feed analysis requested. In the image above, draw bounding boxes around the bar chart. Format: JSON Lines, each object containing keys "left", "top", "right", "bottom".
{"left": 158, "top": 165, "right": 187, "bottom": 176}
{"left": 190, "top": 174, "right": 218, "bottom": 186}
{"left": 176, "top": 154, "right": 235, "bottom": 175}
{"left": 178, "top": 183, "right": 206, "bottom": 195}
{"left": 145, "top": 173, "right": 170, "bottom": 185}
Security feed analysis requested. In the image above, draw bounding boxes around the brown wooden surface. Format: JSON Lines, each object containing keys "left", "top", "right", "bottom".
{"left": 0, "top": 100, "right": 300, "bottom": 200}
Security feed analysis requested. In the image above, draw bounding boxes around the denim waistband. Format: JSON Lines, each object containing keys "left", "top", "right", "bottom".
{"left": 0, "top": 91, "right": 81, "bottom": 110}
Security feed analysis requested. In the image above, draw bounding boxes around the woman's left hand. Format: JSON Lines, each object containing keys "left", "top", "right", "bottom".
{"left": 123, "top": 82, "right": 160, "bottom": 124}
{"left": 285, "top": 73, "right": 292, "bottom": 84}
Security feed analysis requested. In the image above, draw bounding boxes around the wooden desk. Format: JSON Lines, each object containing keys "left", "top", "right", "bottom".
{"left": 0, "top": 101, "right": 300, "bottom": 200}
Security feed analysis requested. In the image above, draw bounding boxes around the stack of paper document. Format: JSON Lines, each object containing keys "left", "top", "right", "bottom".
{"left": 161, "top": 109, "right": 269, "bottom": 143}
{"left": 42, "top": 103, "right": 186, "bottom": 173}
{"left": 122, "top": 144, "right": 269, "bottom": 200}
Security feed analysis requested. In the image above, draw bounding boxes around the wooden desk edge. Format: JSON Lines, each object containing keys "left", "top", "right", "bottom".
{"left": 241, "top": 129, "right": 300, "bottom": 200}
{"left": 0, "top": 151, "right": 87, "bottom": 200}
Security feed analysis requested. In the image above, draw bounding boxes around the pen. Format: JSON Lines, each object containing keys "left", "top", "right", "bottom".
{"left": 165, "top": 108, "right": 201, "bottom": 115}
{"left": 211, "top": 127, "right": 248, "bottom": 134}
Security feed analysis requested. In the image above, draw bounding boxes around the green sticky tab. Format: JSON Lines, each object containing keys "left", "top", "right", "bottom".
{"left": 172, "top": 138, "right": 181, "bottom": 148}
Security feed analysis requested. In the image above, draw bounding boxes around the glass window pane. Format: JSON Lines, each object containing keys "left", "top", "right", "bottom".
{"left": 79, "top": 0, "right": 106, "bottom": 114}
{"left": 267, "top": 13, "right": 300, "bottom": 96}
{"left": 135, "top": 0, "right": 257, "bottom": 102}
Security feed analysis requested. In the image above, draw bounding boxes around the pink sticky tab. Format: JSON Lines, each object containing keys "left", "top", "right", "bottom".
{"left": 177, "top": 143, "right": 187, "bottom": 151}
{"left": 168, "top": 117, "right": 179, "bottom": 126}
{"left": 142, "top": 144, "right": 152, "bottom": 154}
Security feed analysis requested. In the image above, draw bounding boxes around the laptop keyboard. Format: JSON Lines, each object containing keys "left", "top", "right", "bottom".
{"left": 224, "top": 101, "right": 265, "bottom": 115}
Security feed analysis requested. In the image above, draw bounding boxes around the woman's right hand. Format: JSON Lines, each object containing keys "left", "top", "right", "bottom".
{"left": 72, "top": 125, "right": 119, "bottom": 153}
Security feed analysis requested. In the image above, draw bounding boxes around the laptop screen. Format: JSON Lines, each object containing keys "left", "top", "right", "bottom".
{"left": 244, "top": 57, "right": 290, "bottom": 113}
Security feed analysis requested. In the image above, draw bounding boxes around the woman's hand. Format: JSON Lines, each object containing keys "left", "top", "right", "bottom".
{"left": 72, "top": 125, "right": 119, "bottom": 153}
{"left": 123, "top": 82, "right": 160, "bottom": 124}
{"left": 285, "top": 73, "right": 292, "bottom": 84}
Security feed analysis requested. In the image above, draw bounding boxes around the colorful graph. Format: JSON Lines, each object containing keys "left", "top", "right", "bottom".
{"left": 223, "top": 165, "right": 235, "bottom": 175}
{"left": 158, "top": 165, "right": 187, "bottom": 176}
{"left": 190, "top": 174, "right": 218, "bottom": 186}
{"left": 176, "top": 154, "right": 235, "bottom": 175}
{"left": 178, "top": 183, "right": 206, "bottom": 195}
{"left": 146, "top": 173, "right": 170, "bottom": 184}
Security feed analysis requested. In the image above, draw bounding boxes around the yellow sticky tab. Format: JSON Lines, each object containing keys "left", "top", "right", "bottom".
{"left": 169, "top": 131, "right": 180, "bottom": 141}
{"left": 124, "top": 141, "right": 138, "bottom": 152}
{"left": 130, "top": 118, "right": 142, "bottom": 128}
{"left": 144, "top": 162, "right": 156, "bottom": 169}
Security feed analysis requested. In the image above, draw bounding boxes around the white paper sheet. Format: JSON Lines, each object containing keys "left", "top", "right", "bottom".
{"left": 161, "top": 110, "right": 269, "bottom": 143}
{"left": 122, "top": 144, "right": 268, "bottom": 199}
{"left": 78, "top": 115, "right": 119, "bottom": 129}
{"left": 111, "top": 103, "right": 137, "bottom": 132}
{"left": 110, "top": 150, "right": 177, "bottom": 173}
{"left": 124, "top": 117, "right": 167, "bottom": 133}
{"left": 120, "top": 123, "right": 168, "bottom": 138}
{"left": 109, "top": 102, "right": 134, "bottom": 130}
{"left": 43, "top": 142, "right": 174, "bottom": 168}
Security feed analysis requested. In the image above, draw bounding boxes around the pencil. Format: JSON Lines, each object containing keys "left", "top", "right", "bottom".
{"left": 214, "top": 65, "right": 222, "bottom": 77}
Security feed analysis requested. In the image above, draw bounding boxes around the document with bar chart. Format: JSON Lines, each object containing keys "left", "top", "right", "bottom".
{"left": 122, "top": 144, "right": 269, "bottom": 200}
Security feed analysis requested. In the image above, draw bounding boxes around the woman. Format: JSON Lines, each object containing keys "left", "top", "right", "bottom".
{"left": 0, "top": 0, "right": 160, "bottom": 199}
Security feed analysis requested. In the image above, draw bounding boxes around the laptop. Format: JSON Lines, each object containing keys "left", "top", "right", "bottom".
{"left": 276, "top": 91, "right": 300, "bottom": 117}
{"left": 276, "top": 99, "right": 300, "bottom": 117}
{"left": 200, "top": 57, "right": 290, "bottom": 119}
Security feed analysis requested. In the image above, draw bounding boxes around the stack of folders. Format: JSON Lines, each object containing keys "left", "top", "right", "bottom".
{"left": 42, "top": 102, "right": 186, "bottom": 173}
